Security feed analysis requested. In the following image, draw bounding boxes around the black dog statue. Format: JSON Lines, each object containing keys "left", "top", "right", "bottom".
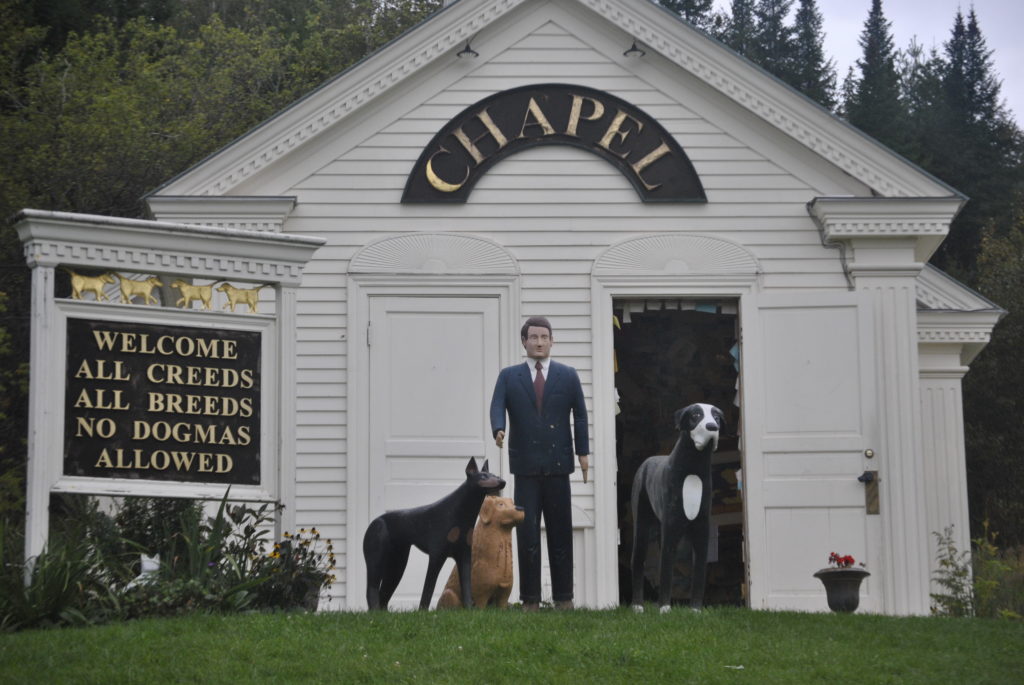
{"left": 363, "top": 457, "right": 505, "bottom": 610}
{"left": 631, "top": 403, "right": 724, "bottom": 612}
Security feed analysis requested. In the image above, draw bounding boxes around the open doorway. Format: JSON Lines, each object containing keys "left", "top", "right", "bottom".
{"left": 614, "top": 299, "right": 745, "bottom": 607}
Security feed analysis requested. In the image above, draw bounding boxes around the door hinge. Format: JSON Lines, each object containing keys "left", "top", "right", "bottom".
{"left": 366, "top": 322, "right": 372, "bottom": 347}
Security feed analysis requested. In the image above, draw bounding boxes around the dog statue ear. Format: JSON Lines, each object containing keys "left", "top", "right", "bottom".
{"left": 465, "top": 457, "right": 479, "bottom": 476}
{"left": 479, "top": 496, "right": 494, "bottom": 524}
{"left": 674, "top": 407, "right": 688, "bottom": 431}
{"left": 481, "top": 459, "right": 490, "bottom": 473}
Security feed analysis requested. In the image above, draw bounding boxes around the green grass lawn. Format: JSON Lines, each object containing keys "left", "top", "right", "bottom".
{"left": 1, "top": 606, "right": 1021, "bottom": 684}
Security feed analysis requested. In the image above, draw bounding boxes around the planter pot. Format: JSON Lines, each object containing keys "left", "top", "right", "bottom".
{"left": 813, "top": 567, "right": 870, "bottom": 613}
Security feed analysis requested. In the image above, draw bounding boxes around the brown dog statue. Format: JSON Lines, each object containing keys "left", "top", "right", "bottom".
{"left": 436, "top": 495, "right": 524, "bottom": 609}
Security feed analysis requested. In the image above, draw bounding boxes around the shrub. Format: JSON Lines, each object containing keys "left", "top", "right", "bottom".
{"left": 931, "top": 522, "right": 1024, "bottom": 619}
{"left": 115, "top": 496, "right": 203, "bottom": 559}
{"left": 251, "top": 527, "right": 336, "bottom": 611}
{"left": 119, "top": 494, "right": 334, "bottom": 617}
{"left": 972, "top": 522, "right": 1024, "bottom": 620}
{"left": 931, "top": 526, "right": 974, "bottom": 616}
{"left": 2, "top": 492, "right": 336, "bottom": 630}
{"left": 0, "top": 502, "right": 122, "bottom": 631}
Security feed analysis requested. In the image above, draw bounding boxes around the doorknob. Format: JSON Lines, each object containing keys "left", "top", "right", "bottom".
{"left": 857, "top": 470, "right": 875, "bottom": 484}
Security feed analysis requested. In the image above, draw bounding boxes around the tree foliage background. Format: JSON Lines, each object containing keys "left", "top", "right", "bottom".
{"left": 2, "top": 0, "right": 1023, "bottom": 545}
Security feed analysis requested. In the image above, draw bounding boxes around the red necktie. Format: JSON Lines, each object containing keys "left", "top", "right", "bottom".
{"left": 534, "top": 361, "right": 545, "bottom": 411}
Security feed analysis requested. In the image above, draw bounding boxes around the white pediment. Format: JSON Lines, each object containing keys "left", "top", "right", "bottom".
{"left": 152, "top": 0, "right": 958, "bottom": 202}
{"left": 916, "top": 265, "right": 1002, "bottom": 313}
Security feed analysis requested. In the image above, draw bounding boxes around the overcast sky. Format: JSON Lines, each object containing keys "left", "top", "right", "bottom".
{"left": 711, "top": 0, "right": 1024, "bottom": 120}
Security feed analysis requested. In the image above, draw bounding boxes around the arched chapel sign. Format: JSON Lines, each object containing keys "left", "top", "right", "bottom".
{"left": 403, "top": 84, "right": 706, "bottom": 203}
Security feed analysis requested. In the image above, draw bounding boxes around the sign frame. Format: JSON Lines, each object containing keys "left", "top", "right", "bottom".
{"left": 52, "top": 300, "right": 278, "bottom": 501}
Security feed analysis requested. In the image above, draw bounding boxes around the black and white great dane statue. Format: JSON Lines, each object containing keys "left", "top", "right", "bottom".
{"left": 631, "top": 403, "right": 724, "bottom": 613}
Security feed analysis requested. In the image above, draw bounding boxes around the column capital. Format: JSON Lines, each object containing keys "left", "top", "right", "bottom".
{"left": 808, "top": 196, "right": 964, "bottom": 268}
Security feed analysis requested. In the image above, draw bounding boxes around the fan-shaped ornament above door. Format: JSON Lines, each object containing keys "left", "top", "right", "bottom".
{"left": 402, "top": 84, "right": 706, "bottom": 204}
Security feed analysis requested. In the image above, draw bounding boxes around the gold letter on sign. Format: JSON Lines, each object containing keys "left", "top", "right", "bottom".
{"left": 453, "top": 108, "right": 509, "bottom": 165}
{"left": 598, "top": 110, "right": 644, "bottom": 157}
{"left": 518, "top": 97, "right": 557, "bottom": 138}
{"left": 425, "top": 147, "right": 469, "bottom": 193}
{"left": 566, "top": 94, "right": 605, "bottom": 137}
{"left": 630, "top": 140, "right": 673, "bottom": 191}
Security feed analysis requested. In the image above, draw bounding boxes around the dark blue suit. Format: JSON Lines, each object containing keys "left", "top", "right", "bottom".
{"left": 490, "top": 360, "right": 589, "bottom": 603}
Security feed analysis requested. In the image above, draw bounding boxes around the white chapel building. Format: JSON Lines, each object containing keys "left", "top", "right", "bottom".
{"left": 26, "top": 0, "right": 1004, "bottom": 614}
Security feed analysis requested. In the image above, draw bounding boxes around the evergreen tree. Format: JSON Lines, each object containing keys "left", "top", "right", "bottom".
{"left": 659, "top": 0, "right": 717, "bottom": 32}
{"left": 843, "top": 0, "right": 905, "bottom": 152}
{"left": 897, "top": 39, "right": 946, "bottom": 168}
{"left": 930, "top": 9, "right": 1023, "bottom": 272}
{"left": 790, "top": 0, "right": 836, "bottom": 109}
{"left": 723, "top": 0, "right": 757, "bottom": 58}
{"left": 751, "top": 0, "right": 795, "bottom": 81}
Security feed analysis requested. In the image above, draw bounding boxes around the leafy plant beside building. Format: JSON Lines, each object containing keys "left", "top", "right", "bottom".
{"left": 1, "top": 493, "right": 335, "bottom": 631}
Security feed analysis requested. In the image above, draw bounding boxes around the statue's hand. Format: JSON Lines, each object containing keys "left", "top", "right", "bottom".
{"left": 495, "top": 430, "right": 505, "bottom": 448}
{"left": 579, "top": 455, "right": 590, "bottom": 484}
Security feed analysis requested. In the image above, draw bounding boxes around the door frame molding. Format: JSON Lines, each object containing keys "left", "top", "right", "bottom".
{"left": 345, "top": 274, "right": 519, "bottom": 609}
{"left": 591, "top": 278, "right": 757, "bottom": 608}
{"left": 590, "top": 233, "right": 760, "bottom": 608}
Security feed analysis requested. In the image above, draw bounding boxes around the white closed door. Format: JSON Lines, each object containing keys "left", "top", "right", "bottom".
{"left": 368, "top": 295, "right": 502, "bottom": 608}
{"left": 746, "top": 292, "right": 883, "bottom": 612}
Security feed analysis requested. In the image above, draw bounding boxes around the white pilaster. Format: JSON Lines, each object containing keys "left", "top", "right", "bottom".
{"left": 276, "top": 284, "right": 299, "bottom": 538}
{"left": 917, "top": 345, "right": 971, "bottom": 592}
{"left": 855, "top": 271, "right": 930, "bottom": 614}
{"left": 23, "top": 263, "right": 57, "bottom": 569}
{"left": 809, "top": 196, "right": 964, "bottom": 615}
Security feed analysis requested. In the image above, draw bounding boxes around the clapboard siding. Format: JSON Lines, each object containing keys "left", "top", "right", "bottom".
{"left": 275, "top": 17, "right": 868, "bottom": 605}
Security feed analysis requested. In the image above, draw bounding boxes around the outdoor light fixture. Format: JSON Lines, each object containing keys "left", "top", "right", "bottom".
{"left": 457, "top": 39, "right": 479, "bottom": 58}
{"left": 624, "top": 39, "right": 646, "bottom": 57}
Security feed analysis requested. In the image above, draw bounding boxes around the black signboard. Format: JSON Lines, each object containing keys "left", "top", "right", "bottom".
{"left": 64, "top": 318, "right": 261, "bottom": 484}
{"left": 402, "top": 83, "right": 706, "bottom": 204}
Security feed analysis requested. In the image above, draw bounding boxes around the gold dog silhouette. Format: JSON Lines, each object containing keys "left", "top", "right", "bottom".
{"left": 63, "top": 269, "right": 116, "bottom": 301}
{"left": 216, "top": 283, "right": 270, "bottom": 313}
{"left": 170, "top": 280, "right": 214, "bottom": 310}
{"left": 117, "top": 275, "right": 164, "bottom": 305}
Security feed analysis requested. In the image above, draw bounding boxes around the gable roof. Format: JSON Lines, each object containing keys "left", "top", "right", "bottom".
{"left": 152, "top": 0, "right": 960, "bottom": 200}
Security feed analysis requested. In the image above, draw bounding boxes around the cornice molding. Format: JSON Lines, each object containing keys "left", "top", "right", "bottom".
{"left": 917, "top": 328, "right": 992, "bottom": 345}
{"left": 808, "top": 197, "right": 963, "bottom": 236}
{"left": 13, "top": 210, "right": 325, "bottom": 286}
{"left": 809, "top": 196, "right": 964, "bottom": 264}
{"left": 146, "top": 196, "right": 296, "bottom": 232}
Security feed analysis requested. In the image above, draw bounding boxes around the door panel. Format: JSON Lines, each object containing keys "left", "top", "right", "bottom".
{"left": 752, "top": 292, "right": 881, "bottom": 612}
{"left": 368, "top": 296, "right": 501, "bottom": 608}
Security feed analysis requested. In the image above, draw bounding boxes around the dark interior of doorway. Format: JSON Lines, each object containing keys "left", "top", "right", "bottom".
{"left": 614, "top": 299, "right": 745, "bottom": 607}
